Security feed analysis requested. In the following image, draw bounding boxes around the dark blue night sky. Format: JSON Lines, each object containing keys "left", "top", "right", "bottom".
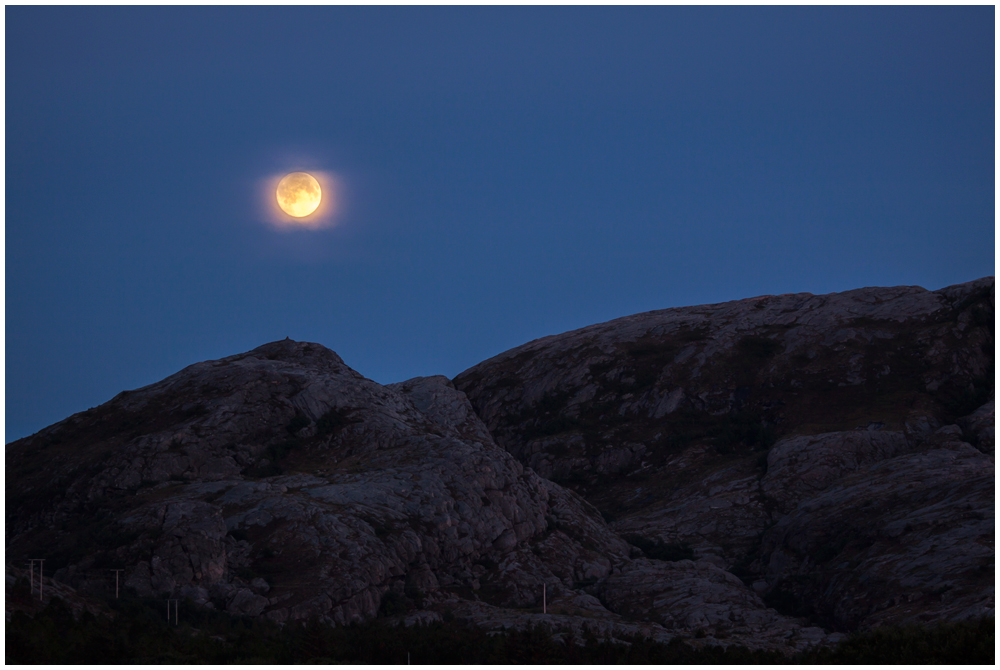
{"left": 6, "top": 7, "right": 994, "bottom": 441}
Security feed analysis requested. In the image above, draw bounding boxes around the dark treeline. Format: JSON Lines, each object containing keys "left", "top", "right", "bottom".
{"left": 6, "top": 593, "right": 994, "bottom": 664}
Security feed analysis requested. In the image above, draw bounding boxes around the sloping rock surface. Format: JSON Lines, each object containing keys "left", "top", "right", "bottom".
{"left": 761, "top": 430, "right": 912, "bottom": 515}
{"left": 7, "top": 339, "right": 833, "bottom": 651}
{"left": 602, "top": 558, "right": 838, "bottom": 650}
{"left": 455, "top": 277, "right": 994, "bottom": 631}
{"left": 759, "top": 434, "right": 994, "bottom": 631}
{"left": 959, "top": 399, "right": 995, "bottom": 455}
{"left": 7, "top": 343, "right": 632, "bottom": 627}
{"left": 6, "top": 277, "right": 994, "bottom": 648}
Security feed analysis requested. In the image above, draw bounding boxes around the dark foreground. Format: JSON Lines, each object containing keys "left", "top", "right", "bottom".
{"left": 6, "top": 591, "right": 994, "bottom": 664}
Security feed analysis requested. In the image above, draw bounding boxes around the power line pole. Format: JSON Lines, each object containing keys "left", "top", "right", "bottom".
{"left": 543, "top": 583, "right": 546, "bottom": 614}
{"left": 30, "top": 559, "right": 45, "bottom": 602}
{"left": 166, "top": 599, "right": 179, "bottom": 625}
{"left": 110, "top": 569, "right": 124, "bottom": 599}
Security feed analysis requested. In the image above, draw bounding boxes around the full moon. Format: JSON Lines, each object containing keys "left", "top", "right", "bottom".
{"left": 276, "top": 172, "right": 322, "bottom": 218}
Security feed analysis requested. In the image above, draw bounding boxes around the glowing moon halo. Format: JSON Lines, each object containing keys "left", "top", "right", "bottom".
{"left": 276, "top": 172, "right": 322, "bottom": 218}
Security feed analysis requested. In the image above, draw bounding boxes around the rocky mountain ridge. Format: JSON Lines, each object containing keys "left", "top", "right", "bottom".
{"left": 6, "top": 277, "right": 994, "bottom": 651}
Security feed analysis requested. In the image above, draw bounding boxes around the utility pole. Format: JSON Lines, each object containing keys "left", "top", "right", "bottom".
{"left": 167, "top": 599, "right": 179, "bottom": 625}
{"left": 543, "top": 583, "right": 546, "bottom": 614}
{"left": 110, "top": 569, "right": 124, "bottom": 599}
{"left": 30, "top": 559, "right": 45, "bottom": 602}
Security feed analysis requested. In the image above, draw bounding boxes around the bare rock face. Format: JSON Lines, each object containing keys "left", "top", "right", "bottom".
{"left": 758, "top": 436, "right": 994, "bottom": 631}
{"left": 455, "top": 277, "right": 994, "bottom": 632}
{"left": 958, "top": 399, "right": 995, "bottom": 455}
{"left": 6, "top": 341, "right": 628, "bottom": 626}
{"left": 601, "top": 558, "right": 841, "bottom": 651}
{"left": 455, "top": 279, "right": 992, "bottom": 489}
{"left": 6, "top": 277, "right": 994, "bottom": 649}
{"left": 761, "top": 430, "right": 912, "bottom": 514}
{"left": 610, "top": 454, "right": 772, "bottom": 567}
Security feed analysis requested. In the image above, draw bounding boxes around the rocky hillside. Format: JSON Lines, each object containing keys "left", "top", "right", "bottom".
{"left": 6, "top": 277, "right": 994, "bottom": 652}
{"left": 455, "top": 277, "right": 994, "bottom": 632}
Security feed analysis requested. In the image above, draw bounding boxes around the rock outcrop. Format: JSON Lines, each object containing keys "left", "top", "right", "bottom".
{"left": 6, "top": 277, "right": 994, "bottom": 650}
{"left": 760, "top": 430, "right": 912, "bottom": 515}
{"left": 455, "top": 277, "right": 994, "bottom": 631}
{"left": 758, "top": 433, "right": 993, "bottom": 631}
{"left": 7, "top": 342, "right": 634, "bottom": 629}
{"left": 601, "top": 558, "right": 840, "bottom": 650}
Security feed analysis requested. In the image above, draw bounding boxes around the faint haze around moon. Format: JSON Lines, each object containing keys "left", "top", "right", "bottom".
{"left": 261, "top": 168, "right": 340, "bottom": 230}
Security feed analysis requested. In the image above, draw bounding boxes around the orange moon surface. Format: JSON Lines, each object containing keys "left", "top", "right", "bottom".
{"left": 276, "top": 172, "right": 322, "bottom": 217}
